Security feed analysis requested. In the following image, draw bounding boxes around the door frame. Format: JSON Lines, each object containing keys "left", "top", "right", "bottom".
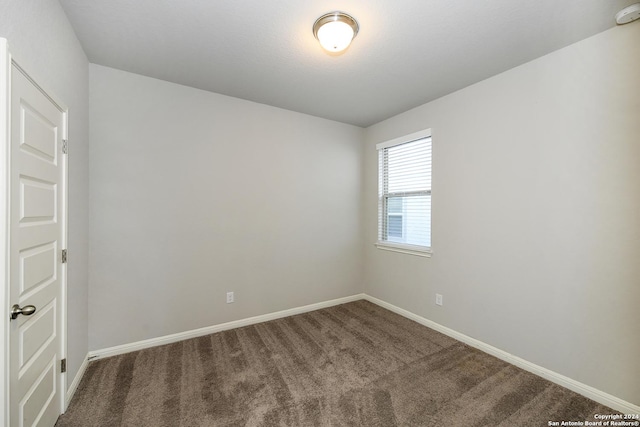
{"left": 0, "top": 38, "right": 69, "bottom": 426}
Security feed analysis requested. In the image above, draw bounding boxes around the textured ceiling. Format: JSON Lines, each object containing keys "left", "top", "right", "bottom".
{"left": 58, "top": 0, "right": 633, "bottom": 127}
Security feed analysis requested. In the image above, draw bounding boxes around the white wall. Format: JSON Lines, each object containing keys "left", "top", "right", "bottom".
{"left": 363, "top": 23, "right": 640, "bottom": 406}
{"left": 89, "top": 64, "right": 364, "bottom": 350}
{"left": 0, "top": 0, "right": 90, "bottom": 391}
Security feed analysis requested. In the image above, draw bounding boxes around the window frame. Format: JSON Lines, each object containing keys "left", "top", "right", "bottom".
{"left": 375, "top": 129, "right": 432, "bottom": 258}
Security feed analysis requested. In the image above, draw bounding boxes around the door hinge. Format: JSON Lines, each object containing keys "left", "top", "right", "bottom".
{"left": 61, "top": 249, "right": 67, "bottom": 264}
{"left": 62, "top": 139, "right": 68, "bottom": 154}
{"left": 61, "top": 358, "right": 67, "bottom": 373}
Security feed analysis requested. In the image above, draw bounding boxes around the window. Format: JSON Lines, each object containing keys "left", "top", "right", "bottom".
{"left": 377, "top": 129, "right": 432, "bottom": 256}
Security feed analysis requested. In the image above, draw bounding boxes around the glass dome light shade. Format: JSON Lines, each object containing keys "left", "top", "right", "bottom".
{"left": 313, "top": 12, "right": 359, "bottom": 53}
{"left": 317, "top": 21, "right": 355, "bottom": 52}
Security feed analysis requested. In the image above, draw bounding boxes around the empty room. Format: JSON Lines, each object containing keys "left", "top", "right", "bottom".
{"left": 1, "top": 0, "right": 639, "bottom": 426}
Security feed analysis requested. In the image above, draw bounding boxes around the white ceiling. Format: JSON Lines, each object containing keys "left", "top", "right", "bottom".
{"left": 58, "top": 0, "right": 632, "bottom": 127}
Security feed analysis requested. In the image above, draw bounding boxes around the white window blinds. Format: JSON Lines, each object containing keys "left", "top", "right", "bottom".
{"left": 377, "top": 131, "right": 432, "bottom": 253}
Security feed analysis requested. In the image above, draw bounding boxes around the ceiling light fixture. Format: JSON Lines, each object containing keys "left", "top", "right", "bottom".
{"left": 313, "top": 12, "right": 359, "bottom": 53}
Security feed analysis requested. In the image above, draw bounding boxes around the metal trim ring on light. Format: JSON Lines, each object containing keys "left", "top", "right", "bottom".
{"left": 313, "top": 12, "right": 359, "bottom": 52}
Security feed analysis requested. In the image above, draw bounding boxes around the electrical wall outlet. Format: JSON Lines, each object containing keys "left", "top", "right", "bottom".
{"left": 226, "top": 291, "right": 234, "bottom": 304}
{"left": 435, "top": 293, "right": 443, "bottom": 306}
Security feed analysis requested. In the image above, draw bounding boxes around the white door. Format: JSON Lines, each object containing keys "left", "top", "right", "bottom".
{"left": 8, "top": 63, "right": 66, "bottom": 427}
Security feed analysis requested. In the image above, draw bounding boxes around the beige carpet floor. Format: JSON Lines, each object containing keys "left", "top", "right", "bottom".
{"left": 56, "top": 300, "right": 615, "bottom": 426}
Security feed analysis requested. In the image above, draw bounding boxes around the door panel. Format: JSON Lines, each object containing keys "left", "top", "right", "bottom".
{"left": 20, "top": 103, "right": 58, "bottom": 163}
{"left": 20, "top": 179, "right": 57, "bottom": 223}
{"left": 19, "top": 301, "right": 56, "bottom": 371}
{"left": 19, "top": 357, "right": 57, "bottom": 427}
{"left": 19, "top": 242, "right": 57, "bottom": 296}
{"left": 9, "top": 64, "right": 65, "bottom": 427}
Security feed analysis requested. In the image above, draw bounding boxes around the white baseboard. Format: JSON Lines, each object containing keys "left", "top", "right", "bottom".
{"left": 88, "top": 293, "right": 366, "bottom": 361}
{"left": 363, "top": 295, "right": 640, "bottom": 415}
{"left": 84, "top": 292, "right": 638, "bottom": 415}
{"left": 65, "top": 353, "right": 89, "bottom": 411}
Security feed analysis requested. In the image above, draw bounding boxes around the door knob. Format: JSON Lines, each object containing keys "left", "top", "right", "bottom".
{"left": 10, "top": 304, "right": 36, "bottom": 320}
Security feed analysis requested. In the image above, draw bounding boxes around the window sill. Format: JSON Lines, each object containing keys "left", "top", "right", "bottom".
{"left": 375, "top": 242, "right": 432, "bottom": 258}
